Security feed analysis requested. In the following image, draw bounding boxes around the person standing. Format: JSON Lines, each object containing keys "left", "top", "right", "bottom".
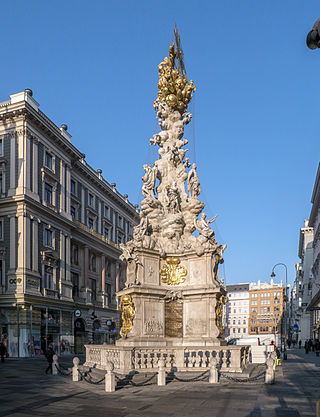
{"left": 0, "top": 340, "right": 7, "bottom": 363}
{"left": 305, "top": 340, "right": 309, "bottom": 354}
{"left": 45, "top": 345, "right": 54, "bottom": 374}
{"left": 299, "top": 340, "right": 302, "bottom": 349}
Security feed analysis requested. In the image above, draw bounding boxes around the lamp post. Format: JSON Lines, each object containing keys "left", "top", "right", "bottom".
{"left": 271, "top": 263, "right": 288, "bottom": 360}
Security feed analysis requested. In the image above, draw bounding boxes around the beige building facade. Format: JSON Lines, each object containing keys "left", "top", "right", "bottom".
{"left": 0, "top": 89, "right": 139, "bottom": 357}
{"left": 249, "top": 280, "right": 285, "bottom": 344}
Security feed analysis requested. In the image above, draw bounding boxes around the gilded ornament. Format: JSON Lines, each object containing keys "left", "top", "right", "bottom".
{"left": 154, "top": 42, "right": 196, "bottom": 113}
{"left": 216, "top": 295, "right": 228, "bottom": 338}
{"left": 160, "top": 257, "right": 187, "bottom": 285}
{"left": 120, "top": 294, "right": 135, "bottom": 338}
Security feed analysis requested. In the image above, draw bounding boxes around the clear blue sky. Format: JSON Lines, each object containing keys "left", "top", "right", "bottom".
{"left": 1, "top": 0, "right": 320, "bottom": 286}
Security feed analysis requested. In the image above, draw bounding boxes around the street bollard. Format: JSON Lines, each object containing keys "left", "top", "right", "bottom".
{"left": 52, "top": 354, "right": 58, "bottom": 376}
{"left": 105, "top": 361, "right": 115, "bottom": 392}
{"left": 72, "top": 357, "right": 80, "bottom": 382}
{"left": 209, "top": 357, "right": 219, "bottom": 384}
{"left": 270, "top": 351, "right": 277, "bottom": 371}
{"left": 265, "top": 354, "right": 275, "bottom": 384}
{"left": 157, "top": 359, "right": 166, "bottom": 386}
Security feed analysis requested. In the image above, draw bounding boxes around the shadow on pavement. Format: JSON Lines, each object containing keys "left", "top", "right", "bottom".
{"left": 1, "top": 392, "right": 86, "bottom": 416}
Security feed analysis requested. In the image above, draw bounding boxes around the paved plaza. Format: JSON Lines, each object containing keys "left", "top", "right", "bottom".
{"left": 0, "top": 349, "right": 319, "bottom": 417}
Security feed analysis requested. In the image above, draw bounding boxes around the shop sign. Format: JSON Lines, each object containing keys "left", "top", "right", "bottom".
{"left": 75, "top": 310, "right": 81, "bottom": 318}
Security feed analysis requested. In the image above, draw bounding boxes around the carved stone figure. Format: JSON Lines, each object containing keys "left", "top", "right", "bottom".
{"left": 187, "top": 163, "right": 200, "bottom": 198}
{"left": 119, "top": 244, "right": 141, "bottom": 287}
{"left": 165, "top": 181, "right": 180, "bottom": 214}
{"left": 194, "top": 213, "right": 217, "bottom": 241}
{"left": 133, "top": 212, "right": 149, "bottom": 243}
{"left": 142, "top": 164, "right": 158, "bottom": 198}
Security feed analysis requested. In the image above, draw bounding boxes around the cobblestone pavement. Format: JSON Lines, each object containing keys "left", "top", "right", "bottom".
{"left": 0, "top": 349, "right": 319, "bottom": 417}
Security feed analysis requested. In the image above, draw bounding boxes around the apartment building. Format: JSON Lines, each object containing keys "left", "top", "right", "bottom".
{"left": 290, "top": 220, "right": 313, "bottom": 343}
{"left": 225, "top": 283, "right": 249, "bottom": 339}
{"left": 249, "top": 280, "right": 285, "bottom": 343}
{"left": 0, "top": 89, "right": 139, "bottom": 357}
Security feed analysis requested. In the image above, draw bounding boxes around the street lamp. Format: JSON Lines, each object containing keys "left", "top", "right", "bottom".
{"left": 271, "top": 263, "right": 288, "bottom": 360}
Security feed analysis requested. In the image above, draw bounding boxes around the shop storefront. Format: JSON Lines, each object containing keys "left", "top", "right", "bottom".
{"left": 0, "top": 305, "right": 75, "bottom": 357}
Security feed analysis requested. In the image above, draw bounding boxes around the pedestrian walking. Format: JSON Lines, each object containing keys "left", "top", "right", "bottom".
{"left": 299, "top": 340, "right": 302, "bottom": 349}
{"left": 305, "top": 341, "right": 309, "bottom": 354}
{"left": 0, "top": 341, "right": 7, "bottom": 363}
{"left": 315, "top": 340, "right": 320, "bottom": 357}
{"left": 45, "top": 345, "right": 54, "bottom": 374}
{"left": 287, "top": 339, "right": 291, "bottom": 349}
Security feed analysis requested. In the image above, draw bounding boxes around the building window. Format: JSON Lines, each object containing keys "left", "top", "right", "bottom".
{"left": 0, "top": 172, "right": 3, "bottom": 194}
{"left": 44, "top": 183, "right": 53, "bottom": 204}
{"left": 104, "top": 205, "right": 109, "bottom": 218}
{"left": 72, "top": 272, "right": 79, "bottom": 298}
{"left": 45, "top": 151, "right": 53, "bottom": 170}
{"left": 45, "top": 229, "right": 53, "bottom": 247}
{"left": 117, "top": 235, "right": 122, "bottom": 245}
{"left": 106, "top": 283, "right": 112, "bottom": 305}
{"left": 45, "top": 266, "right": 54, "bottom": 289}
{"left": 0, "top": 139, "right": 3, "bottom": 156}
{"left": 233, "top": 328, "right": 236, "bottom": 333}
{"left": 71, "top": 206, "right": 76, "bottom": 220}
{"left": 88, "top": 217, "right": 94, "bottom": 231}
{"left": 88, "top": 193, "right": 94, "bottom": 207}
{"left": 71, "top": 244, "right": 78, "bottom": 265}
{"left": 243, "top": 320, "right": 246, "bottom": 325}
{"left": 238, "top": 328, "right": 241, "bottom": 333}
{"left": 71, "top": 179, "right": 76, "bottom": 194}
{"left": 104, "top": 227, "right": 110, "bottom": 240}
{"left": 90, "top": 278, "right": 96, "bottom": 301}
{"left": 243, "top": 328, "right": 246, "bottom": 333}
{"left": 0, "top": 218, "right": 3, "bottom": 240}
{"left": 233, "top": 320, "right": 235, "bottom": 325}
{"left": 89, "top": 254, "right": 96, "bottom": 272}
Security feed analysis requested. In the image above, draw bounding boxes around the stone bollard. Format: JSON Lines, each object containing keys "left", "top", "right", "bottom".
{"left": 157, "top": 359, "right": 166, "bottom": 386}
{"left": 265, "top": 355, "right": 275, "bottom": 384}
{"left": 105, "top": 361, "right": 115, "bottom": 393}
{"left": 52, "top": 354, "right": 58, "bottom": 376}
{"left": 209, "top": 357, "right": 219, "bottom": 384}
{"left": 72, "top": 357, "right": 80, "bottom": 382}
{"left": 270, "top": 351, "right": 277, "bottom": 371}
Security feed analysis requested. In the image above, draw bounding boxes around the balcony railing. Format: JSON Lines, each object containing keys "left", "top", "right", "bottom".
{"left": 74, "top": 220, "right": 119, "bottom": 249}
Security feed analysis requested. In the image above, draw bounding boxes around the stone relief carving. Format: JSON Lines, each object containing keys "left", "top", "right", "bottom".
{"left": 144, "top": 320, "right": 163, "bottom": 334}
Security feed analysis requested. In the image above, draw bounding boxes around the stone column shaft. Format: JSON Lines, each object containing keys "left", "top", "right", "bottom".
{"left": 84, "top": 246, "right": 89, "bottom": 287}
{"left": 32, "top": 140, "right": 38, "bottom": 195}
{"left": 32, "top": 220, "right": 38, "bottom": 272}
{"left": 101, "top": 255, "right": 105, "bottom": 293}
{"left": 9, "top": 217, "right": 16, "bottom": 270}
{"left": 66, "top": 236, "right": 71, "bottom": 281}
